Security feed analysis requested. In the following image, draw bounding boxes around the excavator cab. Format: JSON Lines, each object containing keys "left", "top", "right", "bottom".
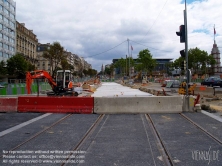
{"left": 56, "top": 70, "right": 72, "bottom": 89}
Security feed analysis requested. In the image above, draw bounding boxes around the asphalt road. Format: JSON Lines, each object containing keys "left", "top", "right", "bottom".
{"left": 0, "top": 113, "right": 222, "bottom": 166}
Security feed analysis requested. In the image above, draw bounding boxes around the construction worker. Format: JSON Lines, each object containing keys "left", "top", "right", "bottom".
{"left": 68, "top": 81, "right": 73, "bottom": 89}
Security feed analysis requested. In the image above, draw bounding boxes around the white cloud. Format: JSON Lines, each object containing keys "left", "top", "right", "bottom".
{"left": 15, "top": 0, "right": 222, "bottom": 71}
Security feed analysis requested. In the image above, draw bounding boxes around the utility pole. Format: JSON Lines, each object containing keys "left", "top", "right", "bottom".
{"left": 184, "top": 0, "right": 190, "bottom": 111}
{"left": 176, "top": 0, "right": 190, "bottom": 111}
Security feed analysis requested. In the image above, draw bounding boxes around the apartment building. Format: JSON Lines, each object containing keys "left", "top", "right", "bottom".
{"left": 36, "top": 43, "right": 50, "bottom": 73}
{"left": 16, "top": 21, "right": 38, "bottom": 66}
{"left": 0, "top": 0, "right": 16, "bottom": 62}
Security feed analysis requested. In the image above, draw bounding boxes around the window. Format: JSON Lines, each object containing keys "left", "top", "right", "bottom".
{"left": 0, "top": 14, "right": 3, "bottom": 20}
{"left": 5, "top": 1, "right": 9, "bottom": 7}
{"left": 3, "top": 53, "right": 9, "bottom": 58}
{"left": 0, "top": 51, "right": 2, "bottom": 57}
{"left": 4, "top": 9, "right": 9, "bottom": 15}
{"left": 10, "top": 13, "right": 14, "bottom": 19}
{"left": 9, "top": 38, "right": 14, "bottom": 43}
{"left": 4, "top": 17, "right": 9, "bottom": 24}
{"left": 10, "top": 5, "right": 15, "bottom": 12}
{"left": 3, "top": 44, "right": 8, "bottom": 49}
{"left": 3, "top": 35, "right": 8, "bottom": 40}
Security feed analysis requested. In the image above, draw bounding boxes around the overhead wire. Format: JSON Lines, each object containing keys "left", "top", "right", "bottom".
{"left": 139, "top": 0, "right": 169, "bottom": 42}
{"left": 130, "top": 40, "right": 172, "bottom": 52}
{"left": 83, "top": 40, "right": 127, "bottom": 58}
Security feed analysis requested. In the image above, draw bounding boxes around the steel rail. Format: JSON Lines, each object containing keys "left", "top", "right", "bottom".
{"left": 0, "top": 114, "right": 73, "bottom": 159}
{"left": 61, "top": 114, "right": 105, "bottom": 166}
{"left": 145, "top": 114, "right": 174, "bottom": 166}
{"left": 180, "top": 113, "right": 222, "bottom": 145}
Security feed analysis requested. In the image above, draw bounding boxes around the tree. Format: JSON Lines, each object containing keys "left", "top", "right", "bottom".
{"left": 0, "top": 60, "right": 7, "bottom": 76}
{"left": 27, "top": 62, "right": 36, "bottom": 71}
{"left": 7, "top": 53, "right": 28, "bottom": 78}
{"left": 137, "top": 49, "right": 156, "bottom": 75}
{"left": 104, "top": 67, "right": 111, "bottom": 75}
{"left": 172, "top": 47, "right": 216, "bottom": 75}
{"left": 88, "top": 69, "right": 97, "bottom": 76}
{"left": 114, "top": 58, "right": 126, "bottom": 75}
{"left": 61, "top": 59, "right": 70, "bottom": 70}
{"left": 42, "top": 42, "right": 66, "bottom": 77}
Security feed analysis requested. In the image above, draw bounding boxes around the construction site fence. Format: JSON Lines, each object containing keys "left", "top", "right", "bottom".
{"left": 0, "top": 77, "right": 94, "bottom": 96}
{"left": 0, "top": 82, "right": 51, "bottom": 96}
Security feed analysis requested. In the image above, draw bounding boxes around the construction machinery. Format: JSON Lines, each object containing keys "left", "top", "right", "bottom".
{"left": 178, "top": 81, "right": 197, "bottom": 95}
{"left": 26, "top": 70, "right": 78, "bottom": 96}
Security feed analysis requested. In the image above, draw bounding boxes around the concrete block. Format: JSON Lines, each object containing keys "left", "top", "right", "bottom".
{"left": 94, "top": 96, "right": 182, "bottom": 114}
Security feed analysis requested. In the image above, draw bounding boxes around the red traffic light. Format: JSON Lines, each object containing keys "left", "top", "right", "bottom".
{"left": 176, "top": 25, "right": 185, "bottom": 43}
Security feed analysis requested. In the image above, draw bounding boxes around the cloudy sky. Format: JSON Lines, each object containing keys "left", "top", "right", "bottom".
{"left": 15, "top": 0, "right": 222, "bottom": 71}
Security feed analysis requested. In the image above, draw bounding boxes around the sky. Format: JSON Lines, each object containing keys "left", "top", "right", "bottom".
{"left": 15, "top": 0, "right": 222, "bottom": 71}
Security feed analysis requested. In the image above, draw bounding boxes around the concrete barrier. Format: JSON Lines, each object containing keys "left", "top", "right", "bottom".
{"left": 0, "top": 97, "right": 18, "bottom": 112}
{"left": 194, "top": 86, "right": 214, "bottom": 96}
{"left": 94, "top": 96, "right": 183, "bottom": 114}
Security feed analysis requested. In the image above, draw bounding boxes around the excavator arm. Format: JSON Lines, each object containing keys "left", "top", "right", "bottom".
{"left": 26, "top": 70, "right": 57, "bottom": 94}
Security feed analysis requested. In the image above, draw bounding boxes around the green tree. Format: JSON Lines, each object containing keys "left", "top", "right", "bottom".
{"left": 7, "top": 53, "right": 28, "bottom": 78}
{"left": 0, "top": 60, "right": 7, "bottom": 76}
{"left": 61, "top": 59, "right": 70, "bottom": 70}
{"left": 114, "top": 58, "right": 126, "bottom": 76}
{"left": 137, "top": 49, "right": 156, "bottom": 75}
{"left": 173, "top": 47, "right": 216, "bottom": 75}
{"left": 104, "top": 67, "right": 111, "bottom": 75}
{"left": 43, "top": 42, "right": 66, "bottom": 77}
{"left": 27, "top": 62, "right": 36, "bottom": 71}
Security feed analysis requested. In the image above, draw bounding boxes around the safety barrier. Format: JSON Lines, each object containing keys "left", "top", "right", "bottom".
{"left": 2, "top": 96, "right": 183, "bottom": 114}
{"left": 194, "top": 86, "right": 214, "bottom": 96}
{"left": 94, "top": 96, "right": 183, "bottom": 114}
{"left": 0, "top": 97, "right": 17, "bottom": 112}
{"left": 17, "top": 96, "right": 94, "bottom": 114}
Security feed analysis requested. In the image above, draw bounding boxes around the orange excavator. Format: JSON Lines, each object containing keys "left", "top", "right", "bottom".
{"left": 26, "top": 70, "right": 78, "bottom": 96}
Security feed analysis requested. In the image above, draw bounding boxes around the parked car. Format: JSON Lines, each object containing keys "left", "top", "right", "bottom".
{"left": 212, "top": 78, "right": 222, "bottom": 87}
{"left": 201, "top": 77, "right": 221, "bottom": 87}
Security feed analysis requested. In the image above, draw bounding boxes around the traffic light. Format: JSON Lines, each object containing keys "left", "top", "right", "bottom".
{"left": 180, "top": 49, "right": 185, "bottom": 58}
{"left": 180, "top": 60, "right": 186, "bottom": 70}
{"left": 176, "top": 25, "right": 185, "bottom": 43}
{"left": 184, "top": 60, "right": 186, "bottom": 70}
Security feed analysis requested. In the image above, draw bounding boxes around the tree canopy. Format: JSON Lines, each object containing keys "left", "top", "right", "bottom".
{"left": 137, "top": 49, "right": 156, "bottom": 74}
{"left": 173, "top": 47, "right": 216, "bottom": 75}
{"left": 0, "top": 61, "right": 7, "bottom": 76}
{"left": 7, "top": 53, "right": 29, "bottom": 78}
{"left": 43, "top": 42, "right": 66, "bottom": 77}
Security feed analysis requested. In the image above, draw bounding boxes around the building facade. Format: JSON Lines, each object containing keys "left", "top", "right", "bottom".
{"left": 16, "top": 21, "right": 38, "bottom": 65}
{"left": 36, "top": 43, "right": 50, "bottom": 73}
{"left": 211, "top": 40, "right": 221, "bottom": 75}
{"left": 0, "top": 0, "right": 16, "bottom": 62}
{"left": 112, "top": 58, "right": 173, "bottom": 76}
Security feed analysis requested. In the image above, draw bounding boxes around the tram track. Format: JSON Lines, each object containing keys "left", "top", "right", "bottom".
{"left": 145, "top": 114, "right": 175, "bottom": 166}
{"left": 0, "top": 114, "right": 73, "bottom": 159}
{"left": 146, "top": 113, "right": 222, "bottom": 166}
{"left": 180, "top": 113, "right": 222, "bottom": 145}
{"left": 61, "top": 114, "right": 105, "bottom": 166}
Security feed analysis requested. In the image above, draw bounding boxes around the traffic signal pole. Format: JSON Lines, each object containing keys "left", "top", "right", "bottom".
{"left": 184, "top": 0, "right": 190, "bottom": 111}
